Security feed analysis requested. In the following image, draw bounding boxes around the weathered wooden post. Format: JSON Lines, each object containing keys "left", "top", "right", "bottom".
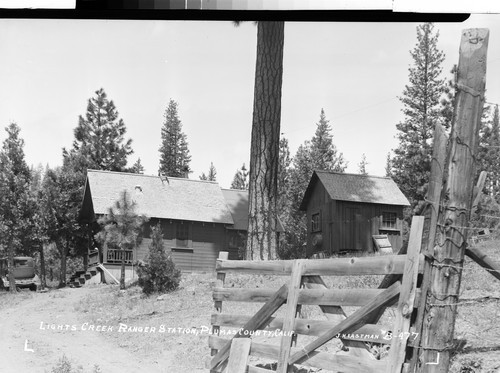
{"left": 417, "top": 29, "right": 489, "bottom": 372}
{"left": 408, "top": 122, "right": 447, "bottom": 371}
{"left": 211, "top": 251, "right": 228, "bottom": 372}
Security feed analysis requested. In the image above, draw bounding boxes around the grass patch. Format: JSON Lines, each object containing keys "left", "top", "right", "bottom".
{"left": 47, "top": 354, "right": 101, "bottom": 373}
{"left": 0, "top": 290, "right": 34, "bottom": 311}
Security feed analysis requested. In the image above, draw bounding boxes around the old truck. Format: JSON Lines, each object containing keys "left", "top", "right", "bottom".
{"left": 0, "top": 256, "right": 40, "bottom": 291}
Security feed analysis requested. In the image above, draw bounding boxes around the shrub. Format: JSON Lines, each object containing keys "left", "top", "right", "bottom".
{"left": 48, "top": 355, "right": 101, "bottom": 373}
{"left": 50, "top": 355, "right": 83, "bottom": 373}
{"left": 135, "top": 224, "right": 181, "bottom": 294}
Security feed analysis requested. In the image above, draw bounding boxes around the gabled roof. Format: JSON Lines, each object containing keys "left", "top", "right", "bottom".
{"left": 300, "top": 171, "right": 410, "bottom": 210}
{"left": 221, "top": 189, "right": 249, "bottom": 231}
{"left": 222, "top": 188, "right": 285, "bottom": 232}
{"left": 81, "top": 170, "right": 234, "bottom": 225}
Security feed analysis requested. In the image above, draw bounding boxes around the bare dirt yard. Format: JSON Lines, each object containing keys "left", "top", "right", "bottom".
{"left": 0, "top": 286, "right": 170, "bottom": 373}
{"left": 1, "top": 239, "right": 500, "bottom": 373}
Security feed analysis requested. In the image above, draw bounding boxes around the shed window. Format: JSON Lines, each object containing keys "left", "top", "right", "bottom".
{"left": 381, "top": 212, "right": 397, "bottom": 229}
{"left": 311, "top": 213, "right": 321, "bottom": 232}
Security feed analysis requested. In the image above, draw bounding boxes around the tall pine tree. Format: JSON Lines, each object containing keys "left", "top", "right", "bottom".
{"left": 158, "top": 99, "right": 191, "bottom": 178}
{"left": 391, "top": 23, "right": 446, "bottom": 209}
{"left": 0, "top": 123, "right": 38, "bottom": 291}
{"left": 279, "top": 109, "right": 346, "bottom": 259}
{"left": 67, "top": 88, "right": 133, "bottom": 172}
{"left": 310, "top": 109, "right": 346, "bottom": 172}
{"left": 60, "top": 88, "right": 133, "bottom": 276}
{"left": 246, "top": 21, "right": 285, "bottom": 261}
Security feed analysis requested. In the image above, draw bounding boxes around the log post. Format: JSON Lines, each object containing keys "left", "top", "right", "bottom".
{"left": 211, "top": 251, "right": 229, "bottom": 372}
{"left": 418, "top": 28, "right": 489, "bottom": 373}
{"left": 407, "top": 123, "right": 447, "bottom": 371}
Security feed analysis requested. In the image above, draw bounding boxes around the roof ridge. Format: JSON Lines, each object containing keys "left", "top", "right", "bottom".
{"left": 87, "top": 169, "right": 220, "bottom": 184}
{"left": 314, "top": 170, "right": 391, "bottom": 180}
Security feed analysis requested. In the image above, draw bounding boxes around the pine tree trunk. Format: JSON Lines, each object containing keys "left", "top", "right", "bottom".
{"left": 8, "top": 238, "right": 16, "bottom": 292}
{"left": 39, "top": 244, "right": 47, "bottom": 290}
{"left": 246, "top": 21, "right": 284, "bottom": 261}
{"left": 58, "top": 238, "right": 67, "bottom": 288}
{"left": 120, "top": 248, "right": 126, "bottom": 290}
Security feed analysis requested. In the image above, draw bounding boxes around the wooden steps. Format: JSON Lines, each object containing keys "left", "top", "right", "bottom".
{"left": 69, "top": 266, "right": 101, "bottom": 288}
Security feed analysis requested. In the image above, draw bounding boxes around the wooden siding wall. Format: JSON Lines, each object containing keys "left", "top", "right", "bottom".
{"left": 305, "top": 182, "right": 331, "bottom": 257}
{"left": 110, "top": 218, "right": 227, "bottom": 273}
{"left": 305, "top": 189, "right": 405, "bottom": 256}
{"left": 333, "top": 202, "right": 404, "bottom": 254}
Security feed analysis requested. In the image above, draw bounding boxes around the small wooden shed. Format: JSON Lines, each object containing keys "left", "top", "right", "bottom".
{"left": 300, "top": 171, "right": 410, "bottom": 257}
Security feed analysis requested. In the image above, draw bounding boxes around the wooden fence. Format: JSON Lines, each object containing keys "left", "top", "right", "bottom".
{"left": 208, "top": 216, "right": 425, "bottom": 373}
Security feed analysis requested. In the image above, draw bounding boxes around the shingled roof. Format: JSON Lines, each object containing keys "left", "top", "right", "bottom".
{"left": 80, "top": 170, "right": 234, "bottom": 225}
{"left": 300, "top": 171, "right": 410, "bottom": 210}
{"left": 221, "top": 188, "right": 285, "bottom": 232}
{"left": 221, "top": 189, "right": 249, "bottom": 230}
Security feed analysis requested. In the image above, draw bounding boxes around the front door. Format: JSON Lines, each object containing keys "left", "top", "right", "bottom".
{"left": 343, "top": 206, "right": 363, "bottom": 252}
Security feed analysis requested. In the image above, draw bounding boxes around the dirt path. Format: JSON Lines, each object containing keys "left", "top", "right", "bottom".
{"left": 0, "top": 287, "right": 166, "bottom": 373}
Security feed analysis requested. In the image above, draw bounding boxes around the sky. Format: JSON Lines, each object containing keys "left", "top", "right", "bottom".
{"left": 0, "top": 15, "right": 499, "bottom": 189}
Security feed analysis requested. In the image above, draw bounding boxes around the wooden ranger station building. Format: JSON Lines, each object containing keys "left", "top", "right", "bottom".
{"left": 300, "top": 171, "right": 410, "bottom": 257}
{"left": 79, "top": 170, "right": 260, "bottom": 280}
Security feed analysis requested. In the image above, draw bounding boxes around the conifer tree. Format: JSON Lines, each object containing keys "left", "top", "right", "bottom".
{"left": 358, "top": 153, "right": 368, "bottom": 175}
{"left": 478, "top": 104, "right": 500, "bottom": 196}
{"left": 440, "top": 65, "right": 458, "bottom": 131}
{"left": 136, "top": 224, "right": 181, "bottom": 294}
{"left": 68, "top": 88, "right": 133, "bottom": 172}
{"left": 246, "top": 21, "right": 284, "bottom": 261}
{"left": 200, "top": 162, "right": 217, "bottom": 181}
{"left": 278, "top": 109, "right": 346, "bottom": 259}
{"left": 0, "top": 123, "right": 37, "bottom": 291}
{"left": 207, "top": 162, "right": 217, "bottom": 181}
{"left": 385, "top": 152, "right": 392, "bottom": 177}
{"left": 60, "top": 88, "right": 133, "bottom": 277}
{"left": 39, "top": 167, "right": 71, "bottom": 287}
{"left": 391, "top": 23, "right": 446, "bottom": 208}
{"left": 158, "top": 99, "right": 191, "bottom": 178}
{"left": 230, "top": 164, "right": 249, "bottom": 190}
{"left": 130, "top": 158, "right": 145, "bottom": 174}
{"left": 310, "top": 109, "right": 346, "bottom": 172}
{"left": 95, "top": 190, "right": 147, "bottom": 290}
{"left": 277, "top": 137, "right": 291, "bottom": 217}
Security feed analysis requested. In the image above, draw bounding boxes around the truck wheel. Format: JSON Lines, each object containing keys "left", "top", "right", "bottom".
{"left": 30, "top": 284, "right": 37, "bottom": 292}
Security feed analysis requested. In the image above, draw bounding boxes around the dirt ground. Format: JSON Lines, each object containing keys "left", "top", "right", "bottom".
{"left": 2, "top": 241, "right": 500, "bottom": 373}
{"left": 0, "top": 287, "right": 168, "bottom": 373}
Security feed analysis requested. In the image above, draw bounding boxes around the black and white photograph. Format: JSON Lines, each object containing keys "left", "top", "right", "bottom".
{"left": 0, "top": 7, "right": 499, "bottom": 373}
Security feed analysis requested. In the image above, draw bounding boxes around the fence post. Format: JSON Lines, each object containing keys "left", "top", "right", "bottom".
{"left": 418, "top": 28, "right": 489, "bottom": 373}
{"left": 387, "top": 216, "right": 424, "bottom": 372}
{"left": 408, "top": 122, "right": 447, "bottom": 371}
{"left": 211, "top": 251, "right": 228, "bottom": 372}
{"left": 277, "top": 260, "right": 304, "bottom": 373}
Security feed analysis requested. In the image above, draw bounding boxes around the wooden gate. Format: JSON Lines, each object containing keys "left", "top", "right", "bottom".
{"left": 209, "top": 216, "right": 425, "bottom": 373}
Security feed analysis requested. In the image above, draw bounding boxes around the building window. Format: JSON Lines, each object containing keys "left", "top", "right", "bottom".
{"left": 311, "top": 213, "right": 321, "bottom": 232}
{"left": 381, "top": 212, "right": 397, "bottom": 229}
{"left": 176, "top": 222, "right": 189, "bottom": 247}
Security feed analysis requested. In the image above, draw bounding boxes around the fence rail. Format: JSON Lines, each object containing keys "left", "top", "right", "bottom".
{"left": 209, "top": 216, "right": 425, "bottom": 373}
{"left": 106, "top": 249, "right": 133, "bottom": 264}
{"left": 216, "top": 253, "right": 424, "bottom": 276}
